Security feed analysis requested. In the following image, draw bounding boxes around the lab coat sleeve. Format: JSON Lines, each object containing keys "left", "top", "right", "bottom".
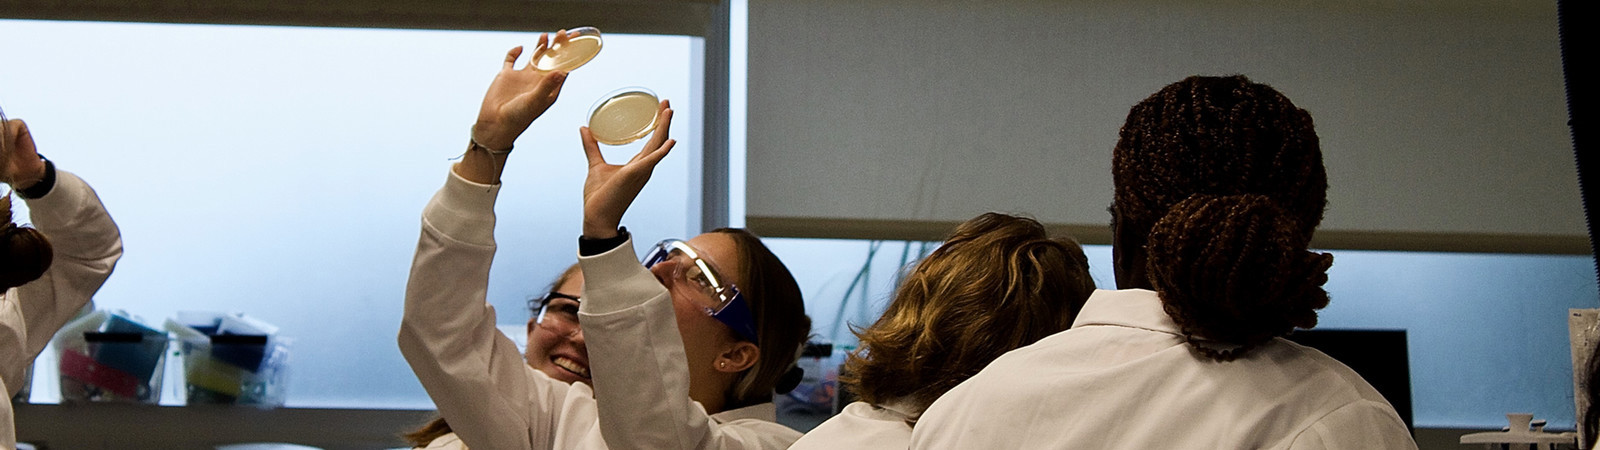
{"left": 398, "top": 168, "right": 572, "bottom": 450}
{"left": 1288, "top": 399, "right": 1418, "bottom": 450}
{"left": 1, "top": 169, "right": 122, "bottom": 397}
{"left": 579, "top": 239, "right": 791, "bottom": 450}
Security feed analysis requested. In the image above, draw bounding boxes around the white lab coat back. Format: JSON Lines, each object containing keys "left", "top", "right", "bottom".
{"left": 910, "top": 289, "right": 1416, "bottom": 450}
{"left": 788, "top": 400, "right": 917, "bottom": 450}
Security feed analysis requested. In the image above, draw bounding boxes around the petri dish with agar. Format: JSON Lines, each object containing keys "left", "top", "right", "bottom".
{"left": 534, "top": 27, "right": 603, "bottom": 72}
{"left": 587, "top": 88, "right": 661, "bottom": 145}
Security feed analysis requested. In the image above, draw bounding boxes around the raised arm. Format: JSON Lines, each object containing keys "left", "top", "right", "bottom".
{"left": 1, "top": 118, "right": 124, "bottom": 396}
{"left": 397, "top": 34, "right": 583, "bottom": 450}
{"left": 456, "top": 32, "right": 571, "bottom": 185}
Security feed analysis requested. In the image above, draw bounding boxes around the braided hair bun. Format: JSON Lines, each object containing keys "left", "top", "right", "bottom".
{"left": 1112, "top": 75, "right": 1330, "bottom": 361}
{"left": 1146, "top": 194, "right": 1332, "bottom": 361}
{"left": 1, "top": 193, "right": 53, "bottom": 290}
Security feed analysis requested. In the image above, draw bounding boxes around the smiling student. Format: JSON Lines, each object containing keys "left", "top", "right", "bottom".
{"left": 399, "top": 30, "right": 811, "bottom": 450}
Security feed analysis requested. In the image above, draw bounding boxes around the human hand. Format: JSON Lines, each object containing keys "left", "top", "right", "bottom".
{"left": 473, "top": 31, "right": 574, "bottom": 151}
{"left": 580, "top": 101, "right": 675, "bottom": 238}
{"left": 0, "top": 118, "right": 46, "bottom": 189}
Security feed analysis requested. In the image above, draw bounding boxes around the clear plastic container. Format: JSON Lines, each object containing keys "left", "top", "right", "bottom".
{"left": 53, "top": 310, "right": 168, "bottom": 404}
{"left": 166, "top": 312, "right": 291, "bottom": 408}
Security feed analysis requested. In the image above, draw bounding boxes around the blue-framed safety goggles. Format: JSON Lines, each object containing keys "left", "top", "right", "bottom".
{"left": 642, "top": 239, "right": 759, "bottom": 342}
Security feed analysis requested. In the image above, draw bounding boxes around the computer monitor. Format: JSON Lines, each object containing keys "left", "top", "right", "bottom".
{"left": 1286, "top": 329, "right": 1414, "bottom": 432}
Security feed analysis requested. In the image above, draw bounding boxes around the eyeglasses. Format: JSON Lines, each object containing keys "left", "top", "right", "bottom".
{"left": 532, "top": 291, "right": 582, "bottom": 333}
{"left": 642, "top": 239, "right": 759, "bottom": 342}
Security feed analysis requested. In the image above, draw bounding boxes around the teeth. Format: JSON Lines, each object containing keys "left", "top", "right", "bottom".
{"left": 553, "top": 356, "right": 591, "bottom": 378}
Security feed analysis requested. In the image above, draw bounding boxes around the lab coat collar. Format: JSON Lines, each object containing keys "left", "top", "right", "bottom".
{"left": 1070, "top": 289, "right": 1183, "bottom": 337}
{"left": 876, "top": 397, "right": 921, "bottom": 419}
{"left": 711, "top": 401, "right": 777, "bottom": 424}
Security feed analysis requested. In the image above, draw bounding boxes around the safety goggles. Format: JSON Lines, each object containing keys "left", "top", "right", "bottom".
{"left": 642, "top": 239, "right": 758, "bottom": 342}
{"left": 531, "top": 292, "right": 582, "bottom": 332}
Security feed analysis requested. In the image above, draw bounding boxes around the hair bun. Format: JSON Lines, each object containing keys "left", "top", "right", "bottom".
{"left": 774, "top": 365, "right": 804, "bottom": 394}
{"left": 1, "top": 193, "right": 55, "bottom": 290}
{"left": 1145, "top": 194, "right": 1333, "bottom": 359}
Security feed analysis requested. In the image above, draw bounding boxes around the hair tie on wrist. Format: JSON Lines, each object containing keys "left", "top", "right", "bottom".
{"left": 774, "top": 365, "right": 804, "bottom": 394}
{"left": 469, "top": 126, "right": 513, "bottom": 155}
{"left": 469, "top": 137, "right": 513, "bottom": 155}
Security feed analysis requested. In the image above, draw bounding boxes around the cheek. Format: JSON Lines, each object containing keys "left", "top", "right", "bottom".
{"left": 670, "top": 294, "right": 732, "bottom": 349}
{"left": 525, "top": 327, "right": 562, "bottom": 360}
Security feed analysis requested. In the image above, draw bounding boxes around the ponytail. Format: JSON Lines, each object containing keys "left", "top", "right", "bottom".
{"left": 1144, "top": 194, "right": 1332, "bottom": 361}
{"left": 1, "top": 193, "right": 53, "bottom": 291}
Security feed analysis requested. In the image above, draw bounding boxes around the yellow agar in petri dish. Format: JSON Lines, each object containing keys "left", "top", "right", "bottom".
{"left": 535, "top": 27, "right": 603, "bottom": 72}
{"left": 588, "top": 89, "right": 661, "bottom": 145}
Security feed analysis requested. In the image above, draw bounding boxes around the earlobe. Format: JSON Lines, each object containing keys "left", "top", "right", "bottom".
{"left": 715, "top": 342, "right": 760, "bottom": 373}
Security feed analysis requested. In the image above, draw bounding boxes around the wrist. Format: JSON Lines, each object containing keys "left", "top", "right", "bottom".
{"left": 15, "top": 157, "right": 55, "bottom": 199}
{"left": 582, "top": 219, "right": 621, "bottom": 240}
{"left": 470, "top": 123, "right": 515, "bottom": 153}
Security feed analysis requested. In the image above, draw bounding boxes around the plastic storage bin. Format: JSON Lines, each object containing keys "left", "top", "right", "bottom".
{"left": 52, "top": 310, "right": 168, "bottom": 404}
{"left": 167, "top": 311, "right": 290, "bottom": 407}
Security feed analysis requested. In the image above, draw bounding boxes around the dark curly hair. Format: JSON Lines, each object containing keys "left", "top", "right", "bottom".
{"left": 842, "top": 213, "right": 1095, "bottom": 421}
{"left": 1112, "top": 75, "right": 1331, "bottom": 361}
{"left": 2, "top": 192, "right": 53, "bottom": 291}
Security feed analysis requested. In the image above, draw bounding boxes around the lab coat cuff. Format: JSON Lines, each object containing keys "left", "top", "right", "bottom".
{"left": 578, "top": 236, "right": 667, "bottom": 315}
{"left": 424, "top": 168, "right": 501, "bottom": 247}
{"left": 19, "top": 169, "right": 92, "bottom": 225}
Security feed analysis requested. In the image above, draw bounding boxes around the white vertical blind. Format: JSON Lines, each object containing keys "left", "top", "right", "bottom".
{"left": 747, "top": 0, "right": 1584, "bottom": 253}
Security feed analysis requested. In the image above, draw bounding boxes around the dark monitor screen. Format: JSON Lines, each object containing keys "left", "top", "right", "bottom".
{"left": 1285, "top": 329, "right": 1414, "bottom": 432}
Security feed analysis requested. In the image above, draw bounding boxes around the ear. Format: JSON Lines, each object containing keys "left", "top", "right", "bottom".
{"left": 714, "top": 341, "right": 760, "bottom": 373}
{"left": 526, "top": 318, "right": 538, "bottom": 335}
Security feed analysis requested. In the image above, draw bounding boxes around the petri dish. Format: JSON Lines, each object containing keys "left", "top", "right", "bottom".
{"left": 534, "top": 27, "right": 603, "bottom": 72}
{"left": 587, "top": 88, "right": 660, "bottom": 145}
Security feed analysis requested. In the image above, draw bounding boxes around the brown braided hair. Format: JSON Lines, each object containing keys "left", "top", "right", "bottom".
{"left": 842, "top": 213, "right": 1095, "bottom": 421}
{"left": 1, "top": 192, "right": 53, "bottom": 291}
{"left": 1112, "top": 75, "right": 1330, "bottom": 361}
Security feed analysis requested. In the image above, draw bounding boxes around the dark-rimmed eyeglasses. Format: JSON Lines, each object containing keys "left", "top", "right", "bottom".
{"left": 531, "top": 291, "right": 581, "bottom": 332}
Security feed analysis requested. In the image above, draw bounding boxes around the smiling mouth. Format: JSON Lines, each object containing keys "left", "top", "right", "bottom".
{"left": 553, "top": 356, "right": 591, "bottom": 379}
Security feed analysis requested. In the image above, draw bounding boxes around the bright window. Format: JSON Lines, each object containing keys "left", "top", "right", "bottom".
{"left": 3, "top": 19, "right": 700, "bottom": 409}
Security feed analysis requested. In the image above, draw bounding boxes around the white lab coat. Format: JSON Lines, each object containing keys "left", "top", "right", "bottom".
{"left": 399, "top": 169, "right": 799, "bottom": 450}
{"left": 787, "top": 399, "right": 917, "bottom": 450}
{"left": 0, "top": 170, "right": 122, "bottom": 449}
{"left": 909, "top": 289, "right": 1417, "bottom": 450}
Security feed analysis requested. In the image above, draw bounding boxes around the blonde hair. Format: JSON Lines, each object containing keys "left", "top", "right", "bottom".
{"left": 841, "top": 213, "right": 1094, "bottom": 420}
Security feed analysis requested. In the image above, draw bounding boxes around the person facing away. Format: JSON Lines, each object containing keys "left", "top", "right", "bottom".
{"left": 403, "top": 264, "right": 585, "bottom": 449}
{"left": 909, "top": 75, "right": 1417, "bottom": 449}
{"left": 0, "top": 113, "right": 124, "bottom": 449}
{"left": 399, "top": 29, "right": 813, "bottom": 450}
{"left": 788, "top": 212, "right": 1095, "bottom": 449}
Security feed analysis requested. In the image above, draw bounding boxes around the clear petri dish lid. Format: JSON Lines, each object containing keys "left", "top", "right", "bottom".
{"left": 534, "top": 27, "right": 603, "bottom": 72}
{"left": 587, "top": 87, "right": 660, "bottom": 146}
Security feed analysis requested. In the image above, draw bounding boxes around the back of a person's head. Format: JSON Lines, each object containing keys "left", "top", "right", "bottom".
{"left": 1, "top": 193, "right": 53, "bottom": 291}
{"left": 843, "top": 212, "right": 1095, "bottom": 418}
{"left": 709, "top": 227, "right": 812, "bottom": 409}
{"left": 1112, "top": 75, "right": 1332, "bottom": 361}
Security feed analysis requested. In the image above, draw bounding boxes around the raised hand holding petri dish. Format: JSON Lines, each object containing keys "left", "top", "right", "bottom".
{"left": 586, "top": 88, "right": 662, "bottom": 146}
{"left": 534, "top": 27, "right": 603, "bottom": 73}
